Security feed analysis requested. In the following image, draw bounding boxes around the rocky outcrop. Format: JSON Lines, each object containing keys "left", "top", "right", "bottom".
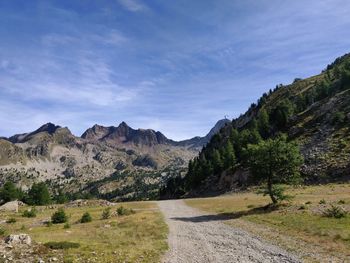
{"left": 5, "top": 234, "right": 31, "bottom": 245}
{"left": 0, "top": 200, "right": 19, "bottom": 213}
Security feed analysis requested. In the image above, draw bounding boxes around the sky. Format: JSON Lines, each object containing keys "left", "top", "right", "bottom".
{"left": 0, "top": 0, "right": 350, "bottom": 140}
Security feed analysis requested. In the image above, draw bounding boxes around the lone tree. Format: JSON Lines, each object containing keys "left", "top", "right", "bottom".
{"left": 27, "top": 182, "right": 51, "bottom": 205}
{"left": 246, "top": 135, "right": 303, "bottom": 204}
{"left": 0, "top": 182, "right": 22, "bottom": 203}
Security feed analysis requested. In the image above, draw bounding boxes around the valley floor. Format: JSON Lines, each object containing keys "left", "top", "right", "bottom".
{"left": 1, "top": 184, "right": 349, "bottom": 262}
{"left": 158, "top": 200, "right": 299, "bottom": 263}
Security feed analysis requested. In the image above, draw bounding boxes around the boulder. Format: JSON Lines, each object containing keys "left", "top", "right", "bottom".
{"left": 5, "top": 234, "right": 32, "bottom": 245}
{"left": 0, "top": 200, "right": 19, "bottom": 213}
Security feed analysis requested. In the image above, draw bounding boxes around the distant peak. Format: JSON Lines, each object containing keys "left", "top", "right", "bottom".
{"left": 36, "top": 123, "right": 61, "bottom": 134}
{"left": 117, "top": 121, "right": 130, "bottom": 128}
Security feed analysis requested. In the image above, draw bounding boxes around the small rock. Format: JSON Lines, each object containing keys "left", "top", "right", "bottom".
{"left": 5, "top": 234, "right": 31, "bottom": 245}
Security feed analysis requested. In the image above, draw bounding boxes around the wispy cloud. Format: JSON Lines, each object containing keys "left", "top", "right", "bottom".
{"left": 117, "top": 0, "right": 147, "bottom": 12}
{"left": 0, "top": 0, "right": 349, "bottom": 140}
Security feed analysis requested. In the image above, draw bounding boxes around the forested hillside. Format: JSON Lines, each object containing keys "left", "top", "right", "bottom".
{"left": 163, "top": 53, "right": 350, "bottom": 197}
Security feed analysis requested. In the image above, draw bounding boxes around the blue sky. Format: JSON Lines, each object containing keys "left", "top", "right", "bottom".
{"left": 0, "top": 0, "right": 350, "bottom": 140}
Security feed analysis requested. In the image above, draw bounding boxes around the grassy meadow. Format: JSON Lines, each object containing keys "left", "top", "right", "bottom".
{"left": 0, "top": 201, "right": 168, "bottom": 263}
{"left": 186, "top": 184, "right": 350, "bottom": 262}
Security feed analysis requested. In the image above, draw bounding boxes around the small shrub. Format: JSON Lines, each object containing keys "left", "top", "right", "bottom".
{"left": 247, "top": 204, "right": 255, "bottom": 209}
{"left": 22, "top": 207, "right": 37, "bottom": 218}
{"left": 338, "top": 200, "right": 346, "bottom": 204}
{"left": 44, "top": 241, "right": 80, "bottom": 250}
{"left": 101, "top": 207, "right": 111, "bottom": 220}
{"left": 64, "top": 257, "right": 74, "bottom": 263}
{"left": 305, "top": 201, "right": 312, "bottom": 205}
{"left": 51, "top": 208, "right": 68, "bottom": 224}
{"left": 323, "top": 205, "right": 348, "bottom": 219}
{"left": 117, "top": 206, "right": 135, "bottom": 216}
{"left": 298, "top": 205, "right": 306, "bottom": 210}
{"left": 6, "top": 217, "right": 16, "bottom": 224}
{"left": 46, "top": 221, "right": 53, "bottom": 227}
{"left": 0, "top": 227, "right": 6, "bottom": 236}
{"left": 332, "top": 111, "right": 346, "bottom": 125}
{"left": 20, "top": 225, "right": 26, "bottom": 231}
{"left": 80, "top": 212, "right": 92, "bottom": 223}
{"left": 63, "top": 223, "right": 71, "bottom": 229}
{"left": 319, "top": 199, "right": 326, "bottom": 204}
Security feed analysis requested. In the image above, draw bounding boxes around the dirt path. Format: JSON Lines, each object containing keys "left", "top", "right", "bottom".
{"left": 158, "top": 200, "right": 301, "bottom": 263}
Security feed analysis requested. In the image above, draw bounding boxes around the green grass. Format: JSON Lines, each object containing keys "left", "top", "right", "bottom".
{"left": 185, "top": 184, "right": 350, "bottom": 261}
{"left": 0, "top": 201, "right": 168, "bottom": 263}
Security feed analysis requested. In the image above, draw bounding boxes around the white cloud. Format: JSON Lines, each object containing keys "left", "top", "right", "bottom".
{"left": 42, "top": 30, "right": 127, "bottom": 48}
{"left": 118, "top": 0, "right": 146, "bottom": 12}
{"left": 42, "top": 34, "right": 77, "bottom": 46}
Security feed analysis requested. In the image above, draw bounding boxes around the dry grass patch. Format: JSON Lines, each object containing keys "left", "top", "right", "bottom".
{"left": 0, "top": 201, "right": 168, "bottom": 263}
{"left": 185, "top": 184, "right": 350, "bottom": 262}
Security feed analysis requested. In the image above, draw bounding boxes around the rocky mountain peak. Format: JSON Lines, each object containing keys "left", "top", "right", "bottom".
{"left": 9, "top": 122, "right": 62, "bottom": 143}
{"left": 35, "top": 122, "right": 61, "bottom": 135}
{"left": 204, "top": 119, "right": 231, "bottom": 141}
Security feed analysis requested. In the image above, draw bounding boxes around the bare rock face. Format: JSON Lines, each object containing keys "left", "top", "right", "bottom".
{"left": 0, "top": 200, "right": 19, "bottom": 213}
{"left": 5, "top": 234, "right": 32, "bottom": 245}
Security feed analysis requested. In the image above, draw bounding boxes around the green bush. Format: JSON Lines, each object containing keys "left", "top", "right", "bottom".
{"left": 332, "top": 111, "right": 346, "bottom": 125}
{"left": 63, "top": 222, "right": 71, "bottom": 229}
{"left": 6, "top": 217, "right": 16, "bottom": 224}
{"left": 22, "top": 207, "right": 37, "bottom": 218}
{"left": 117, "top": 206, "right": 135, "bottom": 216}
{"left": 80, "top": 212, "right": 92, "bottom": 223}
{"left": 101, "top": 207, "right": 111, "bottom": 220}
{"left": 323, "top": 205, "right": 348, "bottom": 219}
{"left": 338, "top": 200, "right": 346, "bottom": 204}
{"left": 319, "top": 199, "right": 326, "bottom": 204}
{"left": 298, "top": 204, "right": 306, "bottom": 210}
{"left": 51, "top": 208, "right": 68, "bottom": 224}
{"left": 44, "top": 241, "right": 80, "bottom": 250}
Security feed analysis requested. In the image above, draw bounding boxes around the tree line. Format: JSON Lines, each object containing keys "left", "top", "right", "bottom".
{"left": 0, "top": 181, "right": 69, "bottom": 205}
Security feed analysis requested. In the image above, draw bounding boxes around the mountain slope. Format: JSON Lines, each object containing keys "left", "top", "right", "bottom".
{"left": 176, "top": 119, "right": 231, "bottom": 148}
{"left": 182, "top": 53, "right": 350, "bottom": 195}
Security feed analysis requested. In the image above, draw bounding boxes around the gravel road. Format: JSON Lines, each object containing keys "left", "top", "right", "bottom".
{"left": 158, "top": 200, "right": 301, "bottom": 263}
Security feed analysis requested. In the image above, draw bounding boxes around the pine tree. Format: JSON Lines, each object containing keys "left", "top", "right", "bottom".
{"left": 257, "top": 109, "right": 270, "bottom": 138}
{"left": 27, "top": 182, "right": 51, "bottom": 205}
{"left": 223, "top": 141, "right": 236, "bottom": 171}
{"left": 246, "top": 135, "right": 303, "bottom": 204}
{"left": 212, "top": 149, "right": 224, "bottom": 174}
{"left": 0, "top": 182, "right": 22, "bottom": 203}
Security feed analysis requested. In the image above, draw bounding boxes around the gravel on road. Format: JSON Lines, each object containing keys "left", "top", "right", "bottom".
{"left": 158, "top": 200, "right": 301, "bottom": 263}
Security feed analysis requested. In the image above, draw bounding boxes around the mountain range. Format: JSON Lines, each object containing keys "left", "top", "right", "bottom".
{"left": 0, "top": 119, "right": 230, "bottom": 200}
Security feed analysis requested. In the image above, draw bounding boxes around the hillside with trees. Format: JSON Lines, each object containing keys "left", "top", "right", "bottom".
{"left": 162, "top": 53, "right": 350, "bottom": 197}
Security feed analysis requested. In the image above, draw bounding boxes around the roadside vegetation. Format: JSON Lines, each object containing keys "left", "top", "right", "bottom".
{"left": 0, "top": 201, "right": 168, "bottom": 262}
{"left": 185, "top": 183, "right": 350, "bottom": 262}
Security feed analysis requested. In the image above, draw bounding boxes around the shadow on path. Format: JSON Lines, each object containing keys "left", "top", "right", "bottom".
{"left": 171, "top": 205, "right": 278, "bottom": 223}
